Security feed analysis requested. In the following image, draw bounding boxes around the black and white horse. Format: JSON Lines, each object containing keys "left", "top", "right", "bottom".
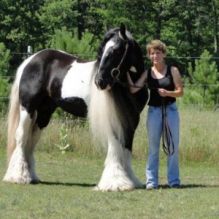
{"left": 3, "top": 24, "right": 148, "bottom": 191}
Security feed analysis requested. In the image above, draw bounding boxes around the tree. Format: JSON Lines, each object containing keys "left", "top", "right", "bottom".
{"left": 39, "top": 0, "right": 78, "bottom": 39}
{"left": 0, "top": 0, "right": 45, "bottom": 52}
{"left": 0, "top": 43, "right": 11, "bottom": 76}
{"left": 211, "top": 0, "right": 219, "bottom": 53}
{"left": 189, "top": 50, "right": 219, "bottom": 105}
{"left": 0, "top": 0, "right": 45, "bottom": 71}
{"left": 49, "top": 28, "right": 97, "bottom": 60}
{"left": 39, "top": 0, "right": 90, "bottom": 42}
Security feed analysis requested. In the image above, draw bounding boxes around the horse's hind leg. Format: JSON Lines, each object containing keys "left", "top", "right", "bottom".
{"left": 3, "top": 107, "right": 37, "bottom": 184}
{"left": 26, "top": 122, "right": 42, "bottom": 183}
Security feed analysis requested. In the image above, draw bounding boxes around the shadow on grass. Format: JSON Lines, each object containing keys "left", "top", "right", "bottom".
{"left": 157, "top": 184, "right": 219, "bottom": 189}
{"left": 38, "top": 181, "right": 219, "bottom": 190}
{"left": 138, "top": 183, "right": 219, "bottom": 191}
{"left": 39, "top": 180, "right": 96, "bottom": 187}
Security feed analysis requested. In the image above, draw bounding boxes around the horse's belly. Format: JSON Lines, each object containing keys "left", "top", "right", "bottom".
{"left": 61, "top": 61, "right": 95, "bottom": 104}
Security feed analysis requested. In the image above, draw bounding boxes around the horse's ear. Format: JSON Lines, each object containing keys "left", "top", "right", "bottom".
{"left": 119, "top": 23, "right": 127, "bottom": 40}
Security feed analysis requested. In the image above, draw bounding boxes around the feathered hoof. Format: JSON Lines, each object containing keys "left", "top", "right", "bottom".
{"left": 93, "top": 182, "right": 143, "bottom": 192}
{"left": 93, "top": 185, "right": 134, "bottom": 192}
{"left": 3, "top": 172, "right": 40, "bottom": 184}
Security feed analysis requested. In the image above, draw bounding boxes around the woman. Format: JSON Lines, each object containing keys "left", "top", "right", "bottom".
{"left": 127, "top": 40, "right": 183, "bottom": 189}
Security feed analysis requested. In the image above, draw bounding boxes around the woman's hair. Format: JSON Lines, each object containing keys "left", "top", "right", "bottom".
{"left": 146, "top": 40, "right": 167, "bottom": 56}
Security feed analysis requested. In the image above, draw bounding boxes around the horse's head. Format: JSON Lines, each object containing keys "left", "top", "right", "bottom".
{"left": 95, "top": 24, "right": 144, "bottom": 90}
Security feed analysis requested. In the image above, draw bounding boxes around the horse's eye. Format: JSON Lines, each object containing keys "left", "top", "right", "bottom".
{"left": 114, "top": 49, "right": 121, "bottom": 55}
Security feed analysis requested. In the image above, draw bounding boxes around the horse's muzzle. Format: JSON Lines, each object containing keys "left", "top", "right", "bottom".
{"left": 95, "top": 75, "right": 112, "bottom": 90}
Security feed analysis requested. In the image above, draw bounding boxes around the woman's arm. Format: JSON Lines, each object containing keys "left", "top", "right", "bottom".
{"left": 158, "top": 66, "right": 183, "bottom": 98}
{"left": 127, "top": 71, "right": 148, "bottom": 94}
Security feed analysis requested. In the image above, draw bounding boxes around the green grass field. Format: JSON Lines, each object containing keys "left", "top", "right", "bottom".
{"left": 0, "top": 107, "right": 218, "bottom": 219}
{"left": 0, "top": 150, "right": 218, "bottom": 219}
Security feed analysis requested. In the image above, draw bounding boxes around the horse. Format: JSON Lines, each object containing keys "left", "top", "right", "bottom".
{"left": 3, "top": 24, "right": 148, "bottom": 191}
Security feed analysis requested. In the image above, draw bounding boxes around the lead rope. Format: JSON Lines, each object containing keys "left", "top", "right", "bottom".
{"left": 161, "top": 98, "right": 175, "bottom": 156}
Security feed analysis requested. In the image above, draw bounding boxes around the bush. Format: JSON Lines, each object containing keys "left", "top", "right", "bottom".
{"left": 182, "top": 87, "right": 204, "bottom": 106}
{"left": 49, "top": 28, "right": 98, "bottom": 60}
{"left": 0, "top": 43, "right": 11, "bottom": 76}
{"left": 0, "top": 77, "right": 10, "bottom": 114}
{"left": 187, "top": 50, "right": 219, "bottom": 107}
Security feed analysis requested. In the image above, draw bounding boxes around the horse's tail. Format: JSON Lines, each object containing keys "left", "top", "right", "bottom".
{"left": 7, "top": 80, "right": 20, "bottom": 162}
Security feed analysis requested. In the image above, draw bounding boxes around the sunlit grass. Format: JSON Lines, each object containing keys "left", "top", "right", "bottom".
{"left": 1, "top": 107, "right": 219, "bottom": 163}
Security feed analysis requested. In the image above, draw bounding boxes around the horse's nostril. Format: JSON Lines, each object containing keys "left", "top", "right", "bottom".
{"left": 95, "top": 77, "right": 106, "bottom": 90}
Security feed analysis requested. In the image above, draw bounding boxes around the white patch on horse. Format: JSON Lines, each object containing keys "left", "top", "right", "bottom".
{"left": 99, "top": 40, "right": 116, "bottom": 68}
{"left": 61, "top": 61, "right": 96, "bottom": 104}
{"left": 94, "top": 136, "right": 143, "bottom": 191}
{"left": 129, "top": 66, "right": 137, "bottom": 73}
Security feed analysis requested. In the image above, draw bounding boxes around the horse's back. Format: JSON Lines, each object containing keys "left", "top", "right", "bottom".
{"left": 19, "top": 49, "right": 76, "bottom": 90}
{"left": 18, "top": 49, "right": 74, "bottom": 110}
{"left": 16, "top": 49, "right": 96, "bottom": 126}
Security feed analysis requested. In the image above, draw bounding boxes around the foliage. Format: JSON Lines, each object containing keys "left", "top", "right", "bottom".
{"left": 188, "top": 50, "right": 219, "bottom": 106}
{"left": 0, "top": 42, "right": 10, "bottom": 76}
{"left": 0, "top": 42, "right": 11, "bottom": 113}
{"left": 0, "top": 0, "right": 45, "bottom": 52}
{"left": 0, "top": 0, "right": 219, "bottom": 106}
{"left": 55, "top": 123, "right": 71, "bottom": 154}
{"left": 0, "top": 77, "right": 10, "bottom": 114}
{"left": 49, "top": 28, "right": 98, "bottom": 60}
{"left": 39, "top": 0, "right": 78, "bottom": 38}
{"left": 181, "top": 87, "right": 204, "bottom": 106}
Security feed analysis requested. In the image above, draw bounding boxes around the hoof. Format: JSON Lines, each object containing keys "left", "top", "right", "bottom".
{"left": 3, "top": 174, "right": 40, "bottom": 184}
{"left": 93, "top": 183, "right": 138, "bottom": 192}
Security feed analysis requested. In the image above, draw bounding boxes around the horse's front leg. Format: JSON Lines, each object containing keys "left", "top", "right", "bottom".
{"left": 95, "top": 135, "right": 143, "bottom": 191}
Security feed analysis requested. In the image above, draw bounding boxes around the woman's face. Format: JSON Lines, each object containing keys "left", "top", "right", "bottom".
{"left": 148, "top": 48, "right": 166, "bottom": 65}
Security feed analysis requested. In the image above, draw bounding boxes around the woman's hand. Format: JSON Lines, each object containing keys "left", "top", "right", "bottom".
{"left": 158, "top": 88, "right": 168, "bottom": 97}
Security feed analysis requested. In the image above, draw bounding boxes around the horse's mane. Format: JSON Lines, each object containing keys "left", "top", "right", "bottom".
{"left": 90, "top": 28, "right": 142, "bottom": 149}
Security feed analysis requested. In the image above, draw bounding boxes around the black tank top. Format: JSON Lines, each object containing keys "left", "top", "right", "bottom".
{"left": 147, "top": 65, "right": 176, "bottom": 106}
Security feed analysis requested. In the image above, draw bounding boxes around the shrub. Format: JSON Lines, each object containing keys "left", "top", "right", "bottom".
{"left": 0, "top": 42, "right": 11, "bottom": 76}
{"left": 0, "top": 77, "right": 10, "bottom": 114}
{"left": 49, "top": 28, "right": 98, "bottom": 60}
{"left": 187, "top": 50, "right": 219, "bottom": 107}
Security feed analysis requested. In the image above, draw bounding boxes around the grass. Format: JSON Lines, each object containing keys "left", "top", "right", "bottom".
{"left": 132, "top": 106, "right": 219, "bottom": 164}
{"left": 1, "top": 107, "right": 219, "bottom": 162}
{"left": 0, "top": 107, "right": 219, "bottom": 218}
{"left": 0, "top": 150, "right": 219, "bottom": 219}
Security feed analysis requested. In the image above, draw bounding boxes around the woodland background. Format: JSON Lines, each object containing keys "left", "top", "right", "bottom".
{"left": 0, "top": 0, "right": 219, "bottom": 110}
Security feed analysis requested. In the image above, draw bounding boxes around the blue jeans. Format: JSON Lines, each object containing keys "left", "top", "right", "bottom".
{"left": 146, "top": 102, "right": 180, "bottom": 188}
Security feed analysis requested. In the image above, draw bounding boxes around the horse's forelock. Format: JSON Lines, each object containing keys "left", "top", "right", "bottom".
{"left": 97, "top": 28, "right": 132, "bottom": 62}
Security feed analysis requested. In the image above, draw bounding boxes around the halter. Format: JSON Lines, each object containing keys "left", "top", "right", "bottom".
{"left": 111, "top": 43, "right": 129, "bottom": 81}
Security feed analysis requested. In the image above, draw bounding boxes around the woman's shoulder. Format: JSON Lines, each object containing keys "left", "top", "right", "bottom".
{"left": 169, "top": 66, "right": 180, "bottom": 74}
{"left": 169, "top": 66, "right": 182, "bottom": 80}
{"left": 169, "top": 65, "right": 179, "bottom": 71}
